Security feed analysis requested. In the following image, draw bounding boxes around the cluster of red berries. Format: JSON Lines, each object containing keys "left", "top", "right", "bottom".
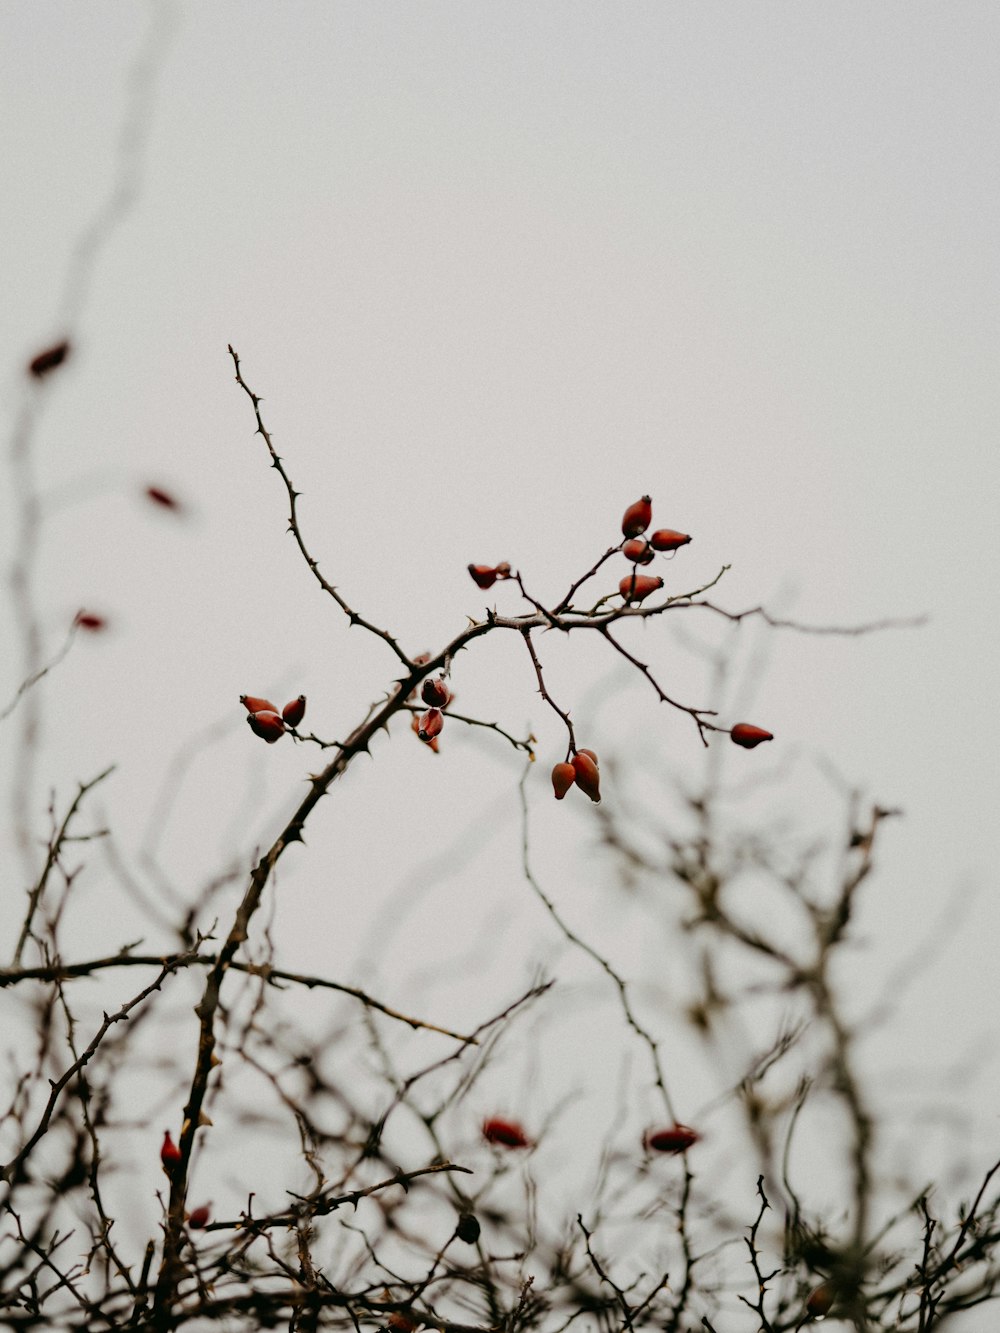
{"left": 410, "top": 668, "right": 453, "bottom": 753}
{"left": 241, "top": 693, "right": 306, "bottom": 743}
{"left": 550, "top": 750, "right": 601, "bottom": 804}
{"left": 618, "top": 494, "right": 691, "bottom": 603}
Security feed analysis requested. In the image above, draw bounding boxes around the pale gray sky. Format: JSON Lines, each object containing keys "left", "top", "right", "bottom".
{"left": 3, "top": 0, "right": 1000, "bottom": 1280}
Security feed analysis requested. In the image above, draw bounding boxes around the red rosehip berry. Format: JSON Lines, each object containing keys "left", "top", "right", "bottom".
{"left": 74, "top": 612, "right": 106, "bottom": 632}
{"left": 571, "top": 751, "right": 601, "bottom": 803}
{"left": 551, "top": 762, "right": 576, "bottom": 800}
{"left": 421, "top": 676, "right": 450, "bottom": 707}
{"left": 649, "top": 528, "right": 691, "bottom": 552}
{"left": 28, "top": 339, "right": 71, "bottom": 379}
{"left": 247, "top": 710, "right": 286, "bottom": 743}
{"left": 482, "top": 1117, "right": 531, "bottom": 1148}
{"left": 282, "top": 695, "right": 306, "bottom": 727}
{"left": 621, "top": 495, "right": 653, "bottom": 538}
{"left": 240, "top": 694, "right": 278, "bottom": 714}
{"left": 577, "top": 748, "right": 600, "bottom": 766}
{"left": 417, "top": 708, "right": 444, "bottom": 741}
{"left": 160, "top": 1129, "right": 181, "bottom": 1173}
{"left": 729, "top": 723, "right": 774, "bottom": 749}
{"left": 619, "top": 573, "right": 663, "bottom": 603}
{"left": 411, "top": 713, "right": 440, "bottom": 751}
{"left": 187, "top": 1203, "right": 211, "bottom": 1229}
{"left": 805, "top": 1283, "right": 835, "bottom": 1317}
{"left": 622, "top": 538, "right": 655, "bottom": 564}
{"left": 468, "top": 563, "right": 510, "bottom": 590}
{"left": 644, "top": 1123, "right": 700, "bottom": 1153}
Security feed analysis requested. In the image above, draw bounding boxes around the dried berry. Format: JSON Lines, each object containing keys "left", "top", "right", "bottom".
{"left": 28, "top": 339, "right": 71, "bottom": 379}
{"left": 482, "top": 1117, "right": 531, "bottom": 1148}
{"left": 621, "top": 495, "right": 653, "bottom": 538}
{"left": 421, "top": 676, "right": 450, "bottom": 707}
{"left": 160, "top": 1129, "right": 181, "bottom": 1173}
{"left": 551, "top": 762, "right": 576, "bottom": 800}
{"left": 144, "top": 485, "right": 182, "bottom": 511}
{"left": 411, "top": 713, "right": 439, "bottom": 752}
{"left": 649, "top": 529, "right": 691, "bottom": 552}
{"left": 240, "top": 694, "right": 278, "bottom": 714}
{"left": 619, "top": 573, "right": 663, "bottom": 603}
{"left": 571, "top": 751, "right": 601, "bottom": 803}
{"left": 75, "top": 612, "right": 106, "bottom": 632}
{"left": 468, "top": 563, "right": 509, "bottom": 589}
{"left": 247, "top": 710, "right": 286, "bottom": 743}
{"left": 730, "top": 723, "right": 774, "bottom": 749}
{"left": 282, "top": 695, "right": 307, "bottom": 727}
{"left": 417, "top": 708, "right": 444, "bottom": 741}
{"left": 456, "top": 1212, "right": 481, "bottom": 1244}
{"left": 622, "top": 538, "right": 655, "bottom": 564}
{"left": 644, "top": 1124, "right": 700, "bottom": 1153}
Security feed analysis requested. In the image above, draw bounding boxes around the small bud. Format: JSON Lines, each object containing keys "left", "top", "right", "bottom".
{"left": 551, "top": 762, "right": 576, "bottom": 800}
{"left": 417, "top": 708, "right": 444, "bottom": 741}
{"left": 619, "top": 573, "right": 663, "bottom": 603}
{"left": 622, "top": 538, "right": 655, "bottom": 564}
{"left": 240, "top": 694, "right": 277, "bottom": 714}
{"left": 482, "top": 1117, "right": 531, "bottom": 1148}
{"left": 621, "top": 495, "right": 652, "bottom": 538}
{"left": 644, "top": 1123, "right": 700, "bottom": 1153}
{"left": 456, "top": 1211, "right": 481, "bottom": 1244}
{"left": 160, "top": 1130, "right": 181, "bottom": 1174}
{"left": 411, "top": 713, "right": 439, "bottom": 752}
{"left": 187, "top": 1203, "right": 211, "bottom": 1230}
{"left": 247, "top": 710, "right": 286, "bottom": 743}
{"left": 730, "top": 723, "right": 774, "bottom": 749}
{"left": 144, "top": 485, "right": 182, "bottom": 512}
{"left": 74, "top": 611, "right": 106, "bottom": 632}
{"left": 805, "top": 1282, "right": 835, "bottom": 1317}
{"left": 649, "top": 529, "right": 691, "bottom": 552}
{"left": 282, "top": 695, "right": 306, "bottom": 727}
{"left": 28, "top": 339, "right": 71, "bottom": 379}
{"left": 571, "top": 751, "right": 601, "bottom": 803}
{"left": 421, "top": 676, "right": 450, "bottom": 707}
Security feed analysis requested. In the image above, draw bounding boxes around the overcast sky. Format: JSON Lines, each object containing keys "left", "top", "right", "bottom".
{"left": 3, "top": 0, "right": 1000, "bottom": 1250}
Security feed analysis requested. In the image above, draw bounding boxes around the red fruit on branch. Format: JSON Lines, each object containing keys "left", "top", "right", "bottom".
{"left": 247, "top": 710, "right": 286, "bottom": 743}
{"left": 28, "top": 339, "right": 71, "bottom": 379}
{"left": 421, "top": 676, "right": 450, "bottom": 707}
{"left": 74, "top": 612, "right": 106, "bottom": 632}
{"left": 417, "top": 708, "right": 444, "bottom": 741}
{"left": 644, "top": 1123, "right": 700, "bottom": 1153}
{"left": 649, "top": 529, "right": 691, "bottom": 552}
{"left": 482, "top": 1117, "right": 531, "bottom": 1148}
{"left": 622, "top": 538, "right": 655, "bottom": 565}
{"left": 282, "top": 695, "right": 307, "bottom": 727}
{"left": 621, "top": 495, "right": 653, "bottom": 538}
{"left": 577, "top": 748, "right": 600, "bottom": 766}
{"left": 160, "top": 1130, "right": 181, "bottom": 1173}
{"left": 730, "top": 723, "right": 774, "bottom": 749}
{"left": 468, "top": 562, "right": 510, "bottom": 590}
{"left": 411, "top": 714, "right": 439, "bottom": 752}
{"left": 240, "top": 694, "right": 277, "bottom": 714}
{"left": 571, "top": 751, "right": 601, "bottom": 803}
{"left": 619, "top": 573, "right": 663, "bottom": 603}
{"left": 187, "top": 1204, "right": 211, "bottom": 1229}
{"left": 551, "top": 762, "right": 576, "bottom": 800}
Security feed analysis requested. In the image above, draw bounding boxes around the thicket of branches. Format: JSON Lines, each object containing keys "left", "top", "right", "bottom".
{"left": 4, "top": 24, "right": 999, "bottom": 1330}
{"left": 3, "top": 337, "right": 999, "bottom": 1333}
